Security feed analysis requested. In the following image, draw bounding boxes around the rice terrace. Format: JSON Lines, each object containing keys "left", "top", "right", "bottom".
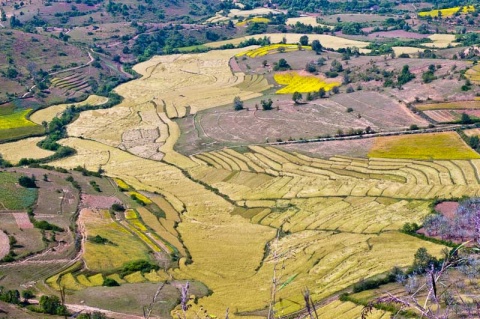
{"left": 3, "top": 0, "right": 480, "bottom": 319}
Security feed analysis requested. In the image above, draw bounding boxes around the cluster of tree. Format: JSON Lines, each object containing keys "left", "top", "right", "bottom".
{"left": 423, "top": 198, "right": 480, "bottom": 243}
{"left": 383, "top": 65, "right": 415, "bottom": 88}
{"left": 18, "top": 175, "right": 37, "bottom": 188}
{"left": 422, "top": 64, "right": 438, "bottom": 83}
{"left": 271, "top": 0, "right": 397, "bottom": 14}
{"left": 289, "top": 22, "right": 331, "bottom": 35}
{"left": 120, "top": 260, "right": 160, "bottom": 277}
{"left": 273, "top": 58, "right": 291, "bottom": 71}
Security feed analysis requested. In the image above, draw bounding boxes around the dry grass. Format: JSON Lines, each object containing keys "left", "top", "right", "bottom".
{"left": 368, "top": 132, "right": 480, "bottom": 160}
{"left": 286, "top": 16, "right": 332, "bottom": 28}
{"left": 424, "top": 34, "right": 458, "bottom": 48}
{"left": 30, "top": 95, "right": 108, "bottom": 125}
{"left": 0, "top": 137, "right": 54, "bottom": 164}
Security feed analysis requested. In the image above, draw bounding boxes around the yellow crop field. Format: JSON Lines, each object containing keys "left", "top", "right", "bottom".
{"left": 236, "top": 44, "right": 311, "bottom": 58}
{"left": 236, "top": 17, "right": 270, "bottom": 26}
{"left": 124, "top": 209, "right": 138, "bottom": 219}
{"left": 418, "top": 5, "right": 474, "bottom": 18}
{"left": 79, "top": 208, "right": 151, "bottom": 271}
{"left": 30, "top": 95, "right": 108, "bottom": 125}
{"left": 368, "top": 132, "right": 480, "bottom": 160}
{"left": 129, "top": 191, "right": 152, "bottom": 204}
{"left": 466, "top": 64, "right": 480, "bottom": 84}
{"left": 0, "top": 109, "right": 37, "bottom": 130}
{"left": 0, "top": 137, "right": 54, "bottom": 164}
{"left": 274, "top": 72, "right": 340, "bottom": 94}
{"left": 114, "top": 178, "right": 130, "bottom": 190}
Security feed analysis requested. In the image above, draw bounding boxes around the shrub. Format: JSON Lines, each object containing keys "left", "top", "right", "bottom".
{"left": 18, "top": 176, "right": 37, "bottom": 188}
{"left": 102, "top": 278, "right": 120, "bottom": 287}
{"left": 120, "top": 260, "right": 159, "bottom": 277}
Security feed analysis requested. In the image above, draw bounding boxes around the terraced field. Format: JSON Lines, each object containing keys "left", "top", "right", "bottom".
{"left": 236, "top": 44, "right": 311, "bottom": 58}
{"left": 37, "top": 47, "right": 480, "bottom": 318}
{"left": 50, "top": 73, "right": 91, "bottom": 95}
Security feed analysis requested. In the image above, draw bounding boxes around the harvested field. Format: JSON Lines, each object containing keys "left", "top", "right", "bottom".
{"left": 466, "top": 64, "right": 480, "bottom": 84}
{"left": 30, "top": 95, "right": 108, "bottom": 125}
{"left": 279, "top": 138, "right": 374, "bottom": 159}
{"left": 0, "top": 230, "right": 9, "bottom": 260}
{"left": 51, "top": 137, "right": 458, "bottom": 316}
{"left": 464, "top": 128, "right": 480, "bottom": 137}
{"left": 177, "top": 91, "right": 426, "bottom": 155}
{"left": 424, "top": 34, "right": 458, "bottom": 48}
{"left": 422, "top": 110, "right": 458, "bottom": 122}
{"left": 67, "top": 48, "right": 271, "bottom": 165}
{"left": 417, "top": 100, "right": 480, "bottom": 110}
{"left": 204, "top": 33, "right": 370, "bottom": 51}
{"left": 286, "top": 16, "right": 332, "bottom": 28}
{"left": 0, "top": 137, "right": 54, "bottom": 164}
{"left": 12, "top": 212, "right": 34, "bottom": 229}
{"left": 81, "top": 194, "right": 121, "bottom": 209}
{"left": 368, "top": 132, "right": 480, "bottom": 160}
{"left": 391, "top": 46, "right": 425, "bottom": 56}
{"left": 367, "top": 30, "right": 428, "bottom": 39}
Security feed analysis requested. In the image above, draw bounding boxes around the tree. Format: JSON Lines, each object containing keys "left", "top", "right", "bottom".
{"left": 39, "top": 295, "right": 68, "bottom": 315}
{"left": 318, "top": 87, "right": 326, "bottom": 98}
{"left": 397, "top": 65, "right": 415, "bottom": 86}
{"left": 299, "top": 35, "right": 309, "bottom": 46}
{"left": 330, "top": 59, "right": 343, "bottom": 72}
{"left": 292, "top": 92, "right": 302, "bottom": 103}
{"left": 461, "top": 112, "right": 473, "bottom": 124}
{"left": 311, "top": 39, "right": 322, "bottom": 53}
{"left": 274, "top": 58, "right": 291, "bottom": 71}
{"left": 233, "top": 96, "right": 244, "bottom": 111}
{"left": 1, "top": 9, "right": 6, "bottom": 22}
{"left": 261, "top": 99, "right": 273, "bottom": 110}
{"left": 331, "top": 86, "right": 340, "bottom": 94}
{"left": 18, "top": 175, "right": 37, "bottom": 188}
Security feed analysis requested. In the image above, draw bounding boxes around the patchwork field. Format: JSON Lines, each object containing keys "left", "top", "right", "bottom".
{"left": 368, "top": 132, "right": 480, "bottom": 160}
{"left": 13, "top": 42, "right": 480, "bottom": 318}
{"left": 286, "top": 16, "right": 332, "bottom": 28}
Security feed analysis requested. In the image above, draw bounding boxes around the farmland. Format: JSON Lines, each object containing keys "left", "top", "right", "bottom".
{"left": 418, "top": 5, "right": 475, "bottom": 18}
{"left": 274, "top": 71, "right": 339, "bottom": 94}
{"left": 368, "top": 132, "right": 480, "bottom": 160}
{"left": 4, "top": 2, "right": 480, "bottom": 317}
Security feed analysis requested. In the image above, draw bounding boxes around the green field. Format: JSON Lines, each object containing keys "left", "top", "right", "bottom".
{"left": 0, "top": 172, "right": 38, "bottom": 210}
{"left": 0, "top": 109, "right": 44, "bottom": 142}
{"left": 368, "top": 132, "right": 480, "bottom": 160}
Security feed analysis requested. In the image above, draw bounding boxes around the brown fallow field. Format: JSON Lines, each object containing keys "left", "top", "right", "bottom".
{"left": 176, "top": 91, "right": 426, "bottom": 155}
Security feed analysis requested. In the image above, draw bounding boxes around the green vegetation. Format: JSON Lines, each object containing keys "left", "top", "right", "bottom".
{"left": 0, "top": 172, "right": 37, "bottom": 209}
{"left": 120, "top": 260, "right": 160, "bottom": 277}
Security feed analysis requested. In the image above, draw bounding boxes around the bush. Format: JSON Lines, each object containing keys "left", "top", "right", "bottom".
{"left": 111, "top": 203, "right": 125, "bottom": 212}
{"left": 18, "top": 176, "right": 37, "bottom": 188}
{"left": 33, "top": 220, "right": 63, "bottom": 232}
{"left": 39, "top": 295, "right": 68, "bottom": 315}
{"left": 120, "top": 260, "right": 159, "bottom": 277}
{"left": 102, "top": 278, "right": 120, "bottom": 287}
